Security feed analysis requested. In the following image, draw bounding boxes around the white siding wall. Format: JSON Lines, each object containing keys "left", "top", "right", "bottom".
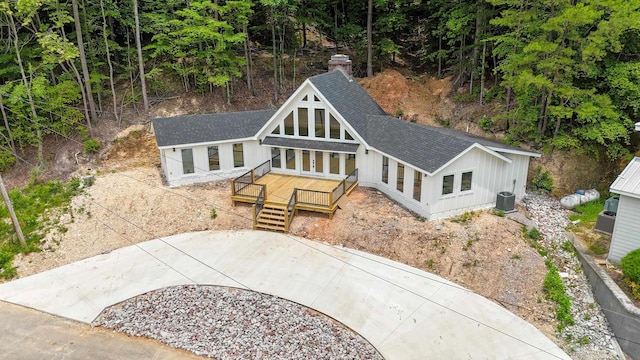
{"left": 608, "top": 195, "right": 640, "bottom": 263}
{"left": 425, "top": 148, "right": 531, "bottom": 220}
{"left": 354, "top": 147, "right": 532, "bottom": 220}
{"left": 161, "top": 140, "right": 265, "bottom": 187}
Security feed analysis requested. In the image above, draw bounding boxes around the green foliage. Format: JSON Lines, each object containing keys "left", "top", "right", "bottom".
{"left": 492, "top": 208, "right": 505, "bottom": 217}
{"left": 0, "top": 179, "right": 81, "bottom": 278}
{"left": 478, "top": 117, "right": 493, "bottom": 131}
{"left": 531, "top": 166, "right": 554, "bottom": 194}
{"left": 451, "top": 211, "right": 475, "bottom": 224}
{"left": 0, "top": 150, "right": 16, "bottom": 172}
{"left": 84, "top": 139, "right": 100, "bottom": 154}
{"left": 543, "top": 259, "right": 575, "bottom": 331}
{"left": 621, "top": 249, "right": 640, "bottom": 284}
{"left": 210, "top": 208, "right": 217, "bottom": 219}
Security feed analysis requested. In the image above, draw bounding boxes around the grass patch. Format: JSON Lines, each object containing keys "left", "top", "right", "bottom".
{"left": 543, "top": 259, "right": 575, "bottom": 331}
{"left": 569, "top": 199, "right": 605, "bottom": 225}
{"left": 0, "top": 178, "right": 81, "bottom": 278}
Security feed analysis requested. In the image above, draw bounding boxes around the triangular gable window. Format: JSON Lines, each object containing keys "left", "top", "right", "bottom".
{"left": 272, "top": 124, "right": 280, "bottom": 134}
{"left": 314, "top": 95, "right": 320, "bottom": 102}
{"left": 302, "top": 95, "right": 308, "bottom": 101}
{"left": 345, "top": 131, "right": 354, "bottom": 140}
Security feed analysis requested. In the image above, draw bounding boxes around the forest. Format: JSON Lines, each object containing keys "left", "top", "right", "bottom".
{"left": 1, "top": 0, "right": 639, "bottom": 172}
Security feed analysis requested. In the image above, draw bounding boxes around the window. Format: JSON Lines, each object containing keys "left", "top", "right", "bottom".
{"left": 315, "top": 109, "right": 325, "bottom": 137}
{"left": 284, "top": 112, "right": 294, "bottom": 135}
{"left": 233, "top": 143, "right": 244, "bottom": 168}
{"left": 461, "top": 171, "right": 473, "bottom": 191}
{"left": 345, "top": 131, "right": 354, "bottom": 140}
{"left": 442, "top": 174, "right": 454, "bottom": 195}
{"left": 330, "top": 152, "right": 340, "bottom": 174}
{"left": 208, "top": 146, "right": 219, "bottom": 171}
{"left": 346, "top": 154, "right": 356, "bottom": 175}
{"left": 329, "top": 114, "right": 340, "bottom": 139}
{"left": 302, "top": 150, "right": 311, "bottom": 171}
{"left": 181, "top": 149, "right": 194, "bottom": 174}
{"left": 413, "top": 171, "right": 422, "bottom": 201}
{"left": 286, "top": 149, "right": 295, "bottom": 170}
{"left": 271, "top": 147, "right": 281, "bottom": 168}
{"left": 382, "top": 156, "right": 389, "bottom": 184}
{"left": 314, "top": 95, "right": 320, "bottom": 102}
{"left": 271, "top": 125, "right": 280, "bottom": 135}
{"left": 298, "top": 108, "right": 309, "bottom": 136}
{"left": 302, "top": 95, "right": 308, "bottom": 101}
{"left": 315, "top": 151, "right": 323, "bottom": 173}
{"left": 397, "top": 163, "right": 404, "bottom": 192}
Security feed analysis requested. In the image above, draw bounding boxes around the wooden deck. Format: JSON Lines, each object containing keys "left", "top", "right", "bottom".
{"left": 254, "top": 173, "right": 341, "bottom": 205}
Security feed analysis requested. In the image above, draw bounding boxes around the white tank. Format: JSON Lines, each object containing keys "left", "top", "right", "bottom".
{"left": 560, "top": 189, "right": 600, "bottom": 209}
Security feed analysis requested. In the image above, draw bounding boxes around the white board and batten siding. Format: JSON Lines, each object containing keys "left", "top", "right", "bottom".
{"left": 161, "top": 140, "right": 264, "bottom": 187}
{"left": 608, "top": 157, "right": 640, "bottom": 263}
{"left": 426, "top": 147, "right": 530, "bottom": 220}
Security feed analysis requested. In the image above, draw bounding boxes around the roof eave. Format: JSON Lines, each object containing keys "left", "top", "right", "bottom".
{"left": 158, "top": 137, "right": 257, "bottom": 150}
{"left": 486, "top": 146, "right": 541, "bottom": 158}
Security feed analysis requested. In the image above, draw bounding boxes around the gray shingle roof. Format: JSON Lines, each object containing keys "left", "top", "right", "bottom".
{"left": 152, "top": 110, "right": 276, "bottom": 147}
{"left": 308, "top": 71, "right": 386, "bottom": 137}
{"left": 262, "top": 136, "right": 359, "bottom": 153}
{"left": 364, "top": 115, "right": 534, "bottom": 174}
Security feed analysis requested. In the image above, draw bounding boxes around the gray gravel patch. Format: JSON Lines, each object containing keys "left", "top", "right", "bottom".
{"left": 523, "top": 193, "right": 621, "bottom": 360}
{"left": 93, "top": 285, "right": 383, "bottom": 360}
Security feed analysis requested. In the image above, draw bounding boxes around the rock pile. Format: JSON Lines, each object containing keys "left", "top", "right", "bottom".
{"left": 94, "top": 285, "right": 383, "bottom": 360}
{"left": 523, "top": 193, "right": 620, "bottom": 360}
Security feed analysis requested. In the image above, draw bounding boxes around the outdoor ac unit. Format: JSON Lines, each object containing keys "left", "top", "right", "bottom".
{"left": 595, "top": 211, "right": 616, "bottom": 235}
{"left": 496, "top": 192, "right": 515, "bottom": 212}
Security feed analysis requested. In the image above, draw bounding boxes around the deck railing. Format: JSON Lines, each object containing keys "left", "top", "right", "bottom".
{"left": 254, "top": 159, "right": 271, "bottom": 180}
{"left": 345, "top": 168, "right": 358, "bottom": 193}
{"left": 252, "top": 184, "right": 266, "bottom": 227}
{"left": 285, "top": 191, "right": 297, "bottom": 232}
{"left": 231, "top": 159, "right": 272, "bottom": 199}
{"left": 296, "top": 188, "right": 331, "bottom": 207}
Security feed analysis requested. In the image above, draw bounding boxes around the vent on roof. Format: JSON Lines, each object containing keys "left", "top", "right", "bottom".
{"left": 328, "top": 54, "right": 352, "bottom": 77}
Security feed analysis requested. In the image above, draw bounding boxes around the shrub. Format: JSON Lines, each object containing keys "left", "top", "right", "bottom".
{"left": 478, "top": 117, "right": 493, "bottom": 131}
{"left": 621, "top": 249, "right": 640, "bottom": 284}
{"left": 0, "top": 150, "right": 16, "bottom": 172}
{"left": 0, "top": 249, "right": 16, "bottom": 279}
{"left": 84, "top": 139, "right": 100, "bottom": 154}
{"left": 210, "top": 208, "right": 217, "bottom": 219}
{"left": 543, "top": 260, "right": 575, "bottom": 331}
{"left": 531, "top": 166, "right": 554, "bottom": 194}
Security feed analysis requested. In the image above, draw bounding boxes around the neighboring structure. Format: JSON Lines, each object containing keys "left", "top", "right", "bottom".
{"left": 608, "top": 157, "right": 640, "bottom": 263}
{"left": 152, "top": 55, "right": 539, "bottom": 221}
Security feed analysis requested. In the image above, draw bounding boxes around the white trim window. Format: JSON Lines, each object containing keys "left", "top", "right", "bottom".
{"left": 233, "top": 143, "right": 244, "bottom": 168}
{"left": 461, "top": 171, "right": 473, "bottom": 192}
{"left": 442, "top": 174, "right": 454, "bottom": 195}
{"left": 208, "top": 146, "right": 220, "bottom": 171}
{"left": 182, "top": 148, "right": 194, "bottom": 174}
{"left": 413, "top": 170, "right": 422, "bottom": 201}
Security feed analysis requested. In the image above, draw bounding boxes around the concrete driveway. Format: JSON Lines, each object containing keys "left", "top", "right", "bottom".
{"left": 0, "top": 230, "right": 570, "bottom": 359}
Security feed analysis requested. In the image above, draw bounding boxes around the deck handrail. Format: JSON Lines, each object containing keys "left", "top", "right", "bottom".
{"left": 285, "top": 190, "right": 297, "bottom": 232}
{"left": 252, "top": 184, "right": 266, "bottom": 227}
{"left": 232, "top": 168, "right": 254, "bottom": 196}
{"left": 345, "top": 168, "right": 358, "bottom": 192}
{"left": 254, "top": 159, "right": 271, "bottom": 180}
{"left": 296, "top": 188, "right": 331, "bottom": 207}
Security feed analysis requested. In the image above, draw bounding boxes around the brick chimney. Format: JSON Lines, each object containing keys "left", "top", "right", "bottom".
{"left": 328, "top": 54, "right": 352, "bottom": 77}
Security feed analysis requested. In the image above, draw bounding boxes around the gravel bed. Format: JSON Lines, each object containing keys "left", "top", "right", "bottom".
{"left": 93, "top": 285, "right": 383, "bottom": 360}
{"left": 523, "top": 193, "right": 621, "bottom": 360}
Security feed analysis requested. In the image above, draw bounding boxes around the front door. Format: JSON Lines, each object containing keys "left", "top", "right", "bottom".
{"left": 301, "top": 150, "right": 325, "bottom": 175}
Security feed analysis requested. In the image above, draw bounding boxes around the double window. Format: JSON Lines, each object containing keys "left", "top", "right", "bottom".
{"left": 442, "top": 171, "right": 473, "bottom": 195}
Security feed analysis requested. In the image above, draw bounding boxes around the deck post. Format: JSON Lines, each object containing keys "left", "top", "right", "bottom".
{"left": 251, "top": 169, "right": 255, "bottom": 182}
{"left": 252, "top": 204, "right": 257, "bottom": 228}
{"left": 284, "top": 207, "right": 289, "bottom": 232}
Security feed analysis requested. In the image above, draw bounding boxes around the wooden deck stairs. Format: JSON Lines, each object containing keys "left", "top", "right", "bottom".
{"left": 254, "top": 203, "right": 289, "bottom": 232}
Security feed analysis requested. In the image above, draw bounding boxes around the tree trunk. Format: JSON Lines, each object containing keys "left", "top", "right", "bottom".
{"left": 243, "top": 24, "right": 253, "bottom": 96}
{"left": 100, "top": 0, "right": 120, "bottom": 126}
{"left": 471, "top": 1, "right": 484, "bottom": 87}
{"left": 62, "top": 60, "right": 92, "bottom": 131}
{"left": 366, "top": 0, "right": 373, "bottom": 77}
{"left": 271, "top": 9, "right": 278, "bottom": 103}
{"left": 480, "top": 41, "right": 486, "bottom": 105}
{"left": 72, "top": 0, "right": 97, "bottom": 133}
{"left": 437, "top": 32, "right": 442, "bottom": 78}
{"left": 8, "top": 13, "right": 44, "bottom": 168}
{"left": 0, "top": 173, "right": 26, "bottom": 246}
{"left": 133, "top": 0, "right": 150, "bottom": 116}
{"left": 0, "top": 94, "right": 15, "bottom": 154}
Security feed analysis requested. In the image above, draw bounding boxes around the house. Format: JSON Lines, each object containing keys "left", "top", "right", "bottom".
{"left": 607, "top": 157, "right": 640, "bottom": 263}
{"left": 152, "top": 55, "right": 539, "bottom": 229}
